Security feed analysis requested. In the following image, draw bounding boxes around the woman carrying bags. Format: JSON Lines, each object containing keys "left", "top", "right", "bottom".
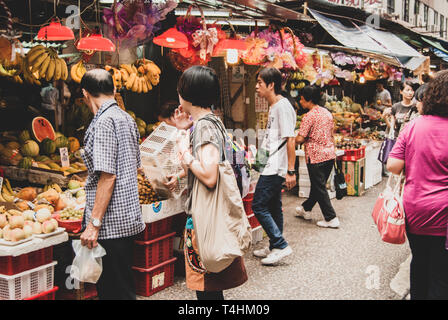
{"left": 167, "top": 66, "right": 248, "bottom": 300}
{"left": 295, "top": 85, "right": 339, "bottom": 228}
{"left": 387, "top": 71, "right": 448, "bottom": 300}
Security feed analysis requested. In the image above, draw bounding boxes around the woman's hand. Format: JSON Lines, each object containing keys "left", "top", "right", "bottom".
{"left": 164, "top": 175, "right": 179, "bottom": 192}
{"left": 174, "top": 106, "right": 193, "bottom": 130}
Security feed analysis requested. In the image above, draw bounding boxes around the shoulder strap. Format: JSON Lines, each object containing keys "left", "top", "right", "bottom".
{"left": 197, "top": 116, "right": 227, "bottom": 161}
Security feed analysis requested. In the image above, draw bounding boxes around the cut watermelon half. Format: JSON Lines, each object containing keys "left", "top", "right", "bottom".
{"left": 31, "top": 117, "right": 56, "bottom": 142}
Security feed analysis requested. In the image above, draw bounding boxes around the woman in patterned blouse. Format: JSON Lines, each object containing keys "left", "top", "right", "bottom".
{"left": 294, "top": 85, "right": 340, "bottom": 229}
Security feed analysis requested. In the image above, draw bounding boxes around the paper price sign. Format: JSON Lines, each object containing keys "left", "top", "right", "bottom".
{"left": 59, "top": 147, "right": 70, "bottom": 168}
{"left": 0, "top": 176, "right": 3, "bottom": 191}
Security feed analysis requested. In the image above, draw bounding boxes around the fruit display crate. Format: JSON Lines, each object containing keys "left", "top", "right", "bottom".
{"left": 133, "top": 257, "right": 176, "bottom": 297}
{"left": 0, "top": 246, "right": 53, "bottom": 276}
{"left": 337, "top": 146, "right": 366, "bottom": 162}
{"left": 136, "top": 216, "right": 174, "bottom": 241}
{"left": 0, "top": 165, "right": 87, "bottom": 188}
{"left": 24, "top": 286, "right": 58, "bottom": 300}
{"left": 134, "top": 232, "right": 176, "bottom": 269}
{"left": 0, "top": 261, "right": 57, "bottom": 300}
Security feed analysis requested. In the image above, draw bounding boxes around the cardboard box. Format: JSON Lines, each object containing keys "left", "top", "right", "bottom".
{"left": 342, "top": 159, "right": 366, "bottom": 196}
{"left": 141, "top": 195, "right": 187, "bottom": 223}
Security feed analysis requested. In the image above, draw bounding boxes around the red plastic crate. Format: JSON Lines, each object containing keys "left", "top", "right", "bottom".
{"left": 25, "top": 286, "right": 58, "bottom": 300}
{"left": 247, "top": 214, "right": 261, "bottom": 229}
{"left": 134, "top": 232, "right": 175, "bottom": 269}
{"left": 133, "top": 257, "right": 176, "bottom": 297}
{"left": 56, "top": 282, "right": 97, "bottom": 300}
{"left": 136, "top": 216, "right": 174, "bottom": 241}
{"left": 0, "top": 247, "right": 53, "bottom": 276}
{"left": 338, "top": 146, "right": 366, "bottom": 162}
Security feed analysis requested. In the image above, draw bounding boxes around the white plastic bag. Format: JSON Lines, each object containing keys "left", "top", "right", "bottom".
{"left": 70, "top": 240, "right": 107, "bottom": 284}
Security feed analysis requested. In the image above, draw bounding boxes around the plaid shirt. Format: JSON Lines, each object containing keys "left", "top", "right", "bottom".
{"left": 81, "top": 100, "right": 145, "bottom": 240}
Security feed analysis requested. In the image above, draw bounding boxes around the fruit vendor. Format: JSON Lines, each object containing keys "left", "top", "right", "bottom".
{"left": 375, "top": 81, "right": 392, "bottom": 112}
{"left": 79, "top": 69, "right": 145, "bottom": 300}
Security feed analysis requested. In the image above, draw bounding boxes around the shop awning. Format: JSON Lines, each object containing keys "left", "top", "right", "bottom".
{"left": 421, "top": 37, "right": 448, "bottom": 55}
{"left": 309, "top": 9, "right": 426, "bottom": 71}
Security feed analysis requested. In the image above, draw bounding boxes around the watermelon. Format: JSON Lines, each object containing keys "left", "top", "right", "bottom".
{"left": 31, "top": 117, "right": 56, "bottom": 143}
{"left": 21, "top": 140, "right": 40, "bottom": 157}
{"left": 41, "top": 138, "right": 56, "bottom": 155}
{"left": 18, "top": 157, "right": 34, "bottom": 169}
{"left": 55, "top": 136, "right": 68, "bottom": 149}
{"left": 19, "top": 130, "right": 31, "bottom": 144}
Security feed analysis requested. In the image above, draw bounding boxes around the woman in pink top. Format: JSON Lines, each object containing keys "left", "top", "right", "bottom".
{"left": 387, "top": 70, "right": 448, "bottom": 300}
{"left": 295, "top": 86, "right": 339, "bottom": 228}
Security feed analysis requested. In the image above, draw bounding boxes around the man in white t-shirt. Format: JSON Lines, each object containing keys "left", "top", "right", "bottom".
{"left": 252, "top": 68, "right": 297, "bottom": 265}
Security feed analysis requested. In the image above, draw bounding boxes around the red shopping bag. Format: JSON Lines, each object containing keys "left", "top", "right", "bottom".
{"left": 372, "top": 174, "right": 406, "bottom": 245}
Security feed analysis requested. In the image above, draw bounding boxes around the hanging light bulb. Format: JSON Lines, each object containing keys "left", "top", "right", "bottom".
{"left": 226, "top": 49, "right": 239, "bottom": 65}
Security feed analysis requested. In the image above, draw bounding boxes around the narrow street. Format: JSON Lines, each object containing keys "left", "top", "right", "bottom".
{"left": 141, "top": 178, "right": 411, "bottom": 300}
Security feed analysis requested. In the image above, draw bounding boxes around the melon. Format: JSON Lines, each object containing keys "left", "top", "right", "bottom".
{"left": 19, "top": 130, "right": 31, "bottom": 144}
{"left": 31, "top": 117, "right": 56, "bottom": 143}
{"left": 21, "top": 140, "right": 40, "bottom": 157}
{"left": 41, "top": 138, "right": 56, "bottom": 155}
{"left": 126, "top": 110, "right": 136, "bottom": 120}
{"left": 68, "top": 137, "right": 80, "bottom": 152}
{"left": 18, "top": 157, "right": 34, "bottom": 169}
{"left": 136, "top": 118, "right": 146, "bottom": 128}
{"left": 55, "top": 132, "right": 64, "bottom": 139}
{"left": 55, "top": 136, "right": 68, "bottom": 149}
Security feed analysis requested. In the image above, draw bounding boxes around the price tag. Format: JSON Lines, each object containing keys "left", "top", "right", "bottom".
{"left": 59, "top": 147, "right": 70, "bottom": 168}
{"left": 0, "top": 176, "right": 3, "bottom": 191}
{"left": 151, "top": 272, "right": 165, "bottom": 290}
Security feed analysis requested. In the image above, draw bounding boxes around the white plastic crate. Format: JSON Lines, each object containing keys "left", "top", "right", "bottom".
{"left": 251, "top": 226, "right": 264, "bottom": 244}
{"left": 0, "top": 261, "right": 57, "bottom": 300}
{"left": 140, "top": 122, "right": 187, "bottom": 199}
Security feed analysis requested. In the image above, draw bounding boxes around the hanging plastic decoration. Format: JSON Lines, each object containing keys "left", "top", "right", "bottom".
{"left": 240, "top": 37, "right": 268, "bottom": 66}
{"left": 103, "top": 0, "right": 178, "bottom": 48}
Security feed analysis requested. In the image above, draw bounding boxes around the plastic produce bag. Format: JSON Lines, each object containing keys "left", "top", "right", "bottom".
{"left": 70, "top": 240, "right": 107, "bottom": 284}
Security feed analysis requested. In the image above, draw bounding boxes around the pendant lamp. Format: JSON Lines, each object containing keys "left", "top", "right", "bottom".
{"left": 77, "top": 33, "right": 116, "bottom": 52}
{"left": 153, "top": 28, "right": 188, "bottom": 49}
{"left": 37, "top": 20, "right": 75, "bottom": 41}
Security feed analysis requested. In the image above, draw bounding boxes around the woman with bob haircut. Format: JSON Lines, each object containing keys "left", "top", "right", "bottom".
{"left": 295, "top": 85, "right": 339, "bottom": 228}
{"left": 169, "top": 66, "right": 248, "bottom": 300}
{"left": 387, "top": 70, "right": 448, "bottom": 300}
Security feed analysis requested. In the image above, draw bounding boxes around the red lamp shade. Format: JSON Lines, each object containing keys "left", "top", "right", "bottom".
{"left": 76, "top": 34, "right": 116, "bottom": 52}
{"left": 212, "top": 39, "right": 247, "bottom": 57}
{"left": 37, "top": 21, "right": 75, "bottom": 41}
{"left": 153, "top": 28, "right": 188, "bottom": 49}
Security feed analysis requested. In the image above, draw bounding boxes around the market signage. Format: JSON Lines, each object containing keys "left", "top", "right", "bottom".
{"left": 325, "top": 0, "right": 382, "bottom": 9}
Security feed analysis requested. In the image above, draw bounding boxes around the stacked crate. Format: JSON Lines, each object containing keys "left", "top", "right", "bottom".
{"left": 133, "top": 216, "right": 177, "bottom": 297}
{"left": 297, "top": 155, "right": 336, "bottom": 199}
{"left": 0, "top": 246, "right": 58, "bottom": 300}
{"left": 337, "top": 147, "right": 366, "bottom": 197}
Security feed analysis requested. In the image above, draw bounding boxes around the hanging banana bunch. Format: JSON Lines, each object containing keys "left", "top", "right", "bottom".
{"left": 105, "top": 65, "right": 123, "bottom": 90}
{"left": 24, "top": 44, "right": 68, "bottom": 83}
{"left": 117, "top": 59, "right": 161, "bottom": 94}
{"left": 70, "top": 59, "right": 86, "bottom": 83}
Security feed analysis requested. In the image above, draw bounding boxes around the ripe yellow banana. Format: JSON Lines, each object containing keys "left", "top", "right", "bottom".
{"left": 76, "top": 61, "right": 86, "bottom": 80}
{"left": 120, "top": 64, "right": 134, "bottom": 75}
{"left": 131, "top": 65, "right": 138, "bottom": 74}
{"left": 26, "top": 46, "right": 47, "bottom": 65}
{"left": 144, "top": 76, "right": 153, "bottom": 91}
{"left": 51, "top": 183, "right": 62, "bottom": 193}
{"left": 45, "top": 58, "right": 56, "bottom": 81}
{"left": 4, "top": 179, "right": 13, "bottom": 195}
{"left": 1, "top": 192, "right": 14, "bottom": 202}
{"left": 132, "top": 75, "right": 139, "bottom": 92}
{"left": 70, "top": 61, "right": 81, "bottom": 83}
{"left": 120, "top": 68, "right": 129, "bottom": 82}
{"left": 60, "top": 59, "right": 68, "bottom": 81}
{"left": 39, "top": 55, "right": 51, "bottom": 77}
{"left": 31, "top": 51, "right": 49, "bottom": 73}
{"left": 126, "top": 72, "right": 137, "bottom": 90}
{"left": 142, "top": 77, "right": 148, "bottom": 93}
{"left": 0, "top": 192, "right": 6, "bottom": 202}
{"left": 54, "top": 58, "right": 62, "bottom": 81}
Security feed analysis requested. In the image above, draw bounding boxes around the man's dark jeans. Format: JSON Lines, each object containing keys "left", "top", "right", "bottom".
{"left": 302, "top": 159, "right": 337, "bottom": 222}
{"left": 252, "top": 174, "right": 288, "bottom": 250}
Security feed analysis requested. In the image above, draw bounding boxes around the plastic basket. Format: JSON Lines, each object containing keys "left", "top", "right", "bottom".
{"left": 247, "top": 214, "right": 261, "bottom": 229}
{"left": 252, "top": 226, "right": 264, "bottom": 244}
{"left": 136, "top": 216, "right": 174, "bottom": 241}
{"left": 140, "top": 122, "right": 187, "bottom": 198}
{"left": 134, "top": 232, "right": 175, "bottom": 269}
{"left": 24, "top": 286, "right": 58, "bottom": 300}
{"left": 338, "top": 146, "right": 366, "bottom": 161}
{"left": 0, "top": 261, "right": 57, "bottom": 300}
{"left": 133, "top": 257, "right": 176, "bottom": 297}
{"left": 0, "top": 247, "right": 53, "bottom": 276}
{"left": 53, "top": 214, "right": 82, "bottom": 234}
{"left": 56, "top": 282, "right": 97, "bottom": 300}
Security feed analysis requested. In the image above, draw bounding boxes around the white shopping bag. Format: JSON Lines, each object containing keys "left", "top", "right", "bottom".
{"left": 70, "top": 240, "right": 107, "bottom": 284}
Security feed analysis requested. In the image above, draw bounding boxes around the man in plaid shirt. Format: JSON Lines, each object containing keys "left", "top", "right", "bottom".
{"left": 79, "top": 69, "right": 145, "bottom": 300}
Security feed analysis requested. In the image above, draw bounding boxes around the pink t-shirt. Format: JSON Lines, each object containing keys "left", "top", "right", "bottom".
{"left": 389, "top": 115, "right": 448, "bottom": 236}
